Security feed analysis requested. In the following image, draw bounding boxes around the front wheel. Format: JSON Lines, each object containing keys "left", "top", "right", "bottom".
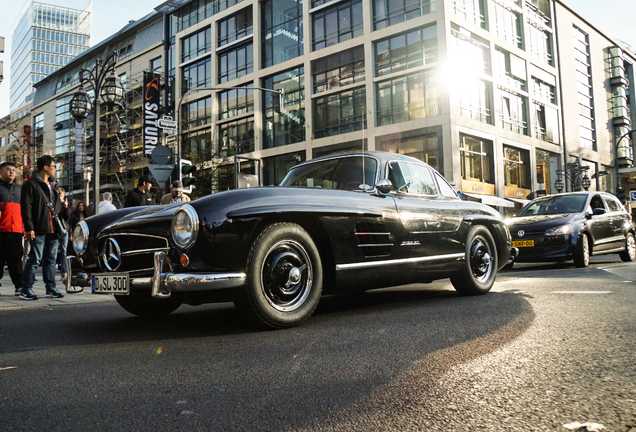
{"left": 236, "top": 222, "right": 323, "bottom": 329}
{"left": 574, "top": 233, "right": 590, "bottom": 267}
{"left": 115, "top": 291, "right": 182, "bottom": 317}
{"left": 619, "top": 232, "right": 636, "bottom": 262}
{"left": 451, "top": 225, "right": 498, "bottom": 295}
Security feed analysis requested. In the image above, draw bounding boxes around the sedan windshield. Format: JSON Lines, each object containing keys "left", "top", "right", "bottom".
{"left": 280, "top": 156, "right": 377, "bottom": 191}
{"left": 516, "top": 194, "right": 588, "bottom": 216}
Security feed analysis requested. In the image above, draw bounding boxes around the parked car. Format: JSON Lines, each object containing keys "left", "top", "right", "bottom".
{"left": 506, "top": 191, "right": 636, "bottom": 268}
{"left": 67, "top": 152, "right": 514, "bottom": 328}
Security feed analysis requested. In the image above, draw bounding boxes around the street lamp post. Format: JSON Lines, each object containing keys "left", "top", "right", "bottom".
{"left": 554, "top": 161, "right": 591, "bottom": 193}
{"left": 69, "top": 53, "right": 125, "bottom": 210}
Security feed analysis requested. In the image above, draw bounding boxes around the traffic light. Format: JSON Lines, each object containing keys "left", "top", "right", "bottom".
{"left": 616, "top": 186, "right": 626, "bottom": 204}
{"left": 180, "top": 159, "right": 197, "bottom": 193}
{"left": 272, "top": 91, "right": 283, "bottom": 114}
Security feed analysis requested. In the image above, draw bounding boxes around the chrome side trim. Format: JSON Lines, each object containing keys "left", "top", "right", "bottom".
{"left": 357, "top": 243, "right": 393, "bottom": 248}
{"left": 336, "top": 252, "right": 465, "bottom": 270}
{"left": 593, "top": 236, "right": 624, "bottom": 246}
{"left": 355, "top": 232, "right": 391, "bottom": 236}
{"left": 122, "top": 247, "right": 170, "bottom": 257}
{"left": 592, "top": 246, "right": 624, "bottom": 255}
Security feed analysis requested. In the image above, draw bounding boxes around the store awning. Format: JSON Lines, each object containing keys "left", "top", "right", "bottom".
{"left": 463, "top": 192, "right": 515, "bottom": 208}
{"left": 506, "top": 197, "right": 531, "bottom": 206}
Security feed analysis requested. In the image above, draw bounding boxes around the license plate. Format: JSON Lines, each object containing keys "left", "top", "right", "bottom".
{"left": 92, "top": 273, "right": 130, "bottom": 294}
{"left": 512, "top": 240, "right": 534, "bottom": 247}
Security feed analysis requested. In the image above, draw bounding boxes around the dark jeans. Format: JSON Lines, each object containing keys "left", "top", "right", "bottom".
{"left": 0, "top": 232, "right": 24, "bottom": 290}
{"left": 21, "top": 233, "right": 59, "bottom": 292}
{"left": 58, "top": 232, "right": 69, "bottom": 273}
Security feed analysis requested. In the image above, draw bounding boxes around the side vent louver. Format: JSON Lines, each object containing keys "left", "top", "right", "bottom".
{"left": 355, "top": 223, "right": 393, "bottom": 258}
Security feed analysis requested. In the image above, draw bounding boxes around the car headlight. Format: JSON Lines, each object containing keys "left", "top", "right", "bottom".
{"left": 73, "top": 221, "right": 89, "bottom": 255}
{"left": 171, "top": 204, "right": 199, "bottom": 249}
{"left": 544, "top": 224, "right": 572, "bottom": 236}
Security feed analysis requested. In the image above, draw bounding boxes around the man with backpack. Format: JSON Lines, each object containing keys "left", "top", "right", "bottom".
{"left": 19, "top": 155, "right": 65, "bottom": 300}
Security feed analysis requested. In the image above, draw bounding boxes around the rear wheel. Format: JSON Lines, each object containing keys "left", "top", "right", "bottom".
{"left": 619, "top": 232, "right": 636, "bottom": 262}
{"left": 573, "top": 233, "right": 590, "bottom": 268}
{"left": 451, "top": 225, "right": 498, "bottom": 295}
{"left": 236, "top": 222, "right": 323, "bottom": 329}
{"left": 115, "top": 291, "right": 182, "bottom": 317}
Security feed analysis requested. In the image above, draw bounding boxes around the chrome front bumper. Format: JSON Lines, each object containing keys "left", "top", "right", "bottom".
{"left": 66, "top": 253, "right": 246, "bottom": 298}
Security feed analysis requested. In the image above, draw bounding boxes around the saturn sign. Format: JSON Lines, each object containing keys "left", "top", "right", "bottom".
{"left": 143, "top": 72, "right": 161, "bottom": 155}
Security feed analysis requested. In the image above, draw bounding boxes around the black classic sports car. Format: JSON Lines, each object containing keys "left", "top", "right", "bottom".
{"left": 506, "top": 191, "right": 636, "bottom": 267}
{"left": 67, "top": 151, "right": 514, "bottom": 328}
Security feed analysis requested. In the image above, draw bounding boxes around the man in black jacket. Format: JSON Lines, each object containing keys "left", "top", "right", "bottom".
{"left": 124, "top": 175, "right": 154, "bottom": 208}
{"left": 19, "top": 155, "right": 64, "bottom": 300}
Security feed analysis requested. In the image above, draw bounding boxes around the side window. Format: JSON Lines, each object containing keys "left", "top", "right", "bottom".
{"left": 603, "top": 194, "right": 622, "bottom": 213}
{"left": 388, "top": 161, "right": 407, "bottom": 191}
{"left": 402, "top": 162, "right": 438, "bottom": 196}
{"left": 435, "top": 172, "right": 459, "bottom": 199}
{"left": 589, "top": 195, "right": 605, "bottom": 211}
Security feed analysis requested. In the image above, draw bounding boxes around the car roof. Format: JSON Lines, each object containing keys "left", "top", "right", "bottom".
{"left": 290, "top": 151, "right": 429, "bottom": 170}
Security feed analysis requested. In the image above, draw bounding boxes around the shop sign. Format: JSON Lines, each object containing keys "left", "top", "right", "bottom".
{"left": 462, "top": 180, "right": 495, "bottom": 195}
{"left": 504, "top": 186, "right": 532, "bottom": 199}
{"left": 143, "top": 72, "right": 161, "bottom": 155}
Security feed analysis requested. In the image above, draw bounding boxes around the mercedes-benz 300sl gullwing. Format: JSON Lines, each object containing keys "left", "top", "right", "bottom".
{"left": 67, "top": 152, "right": 514, "bottom": 328}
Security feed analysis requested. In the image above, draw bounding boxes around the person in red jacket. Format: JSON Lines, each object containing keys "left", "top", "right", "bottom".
{"left": 0, "top": 162, "right": 24, "bottom": 296}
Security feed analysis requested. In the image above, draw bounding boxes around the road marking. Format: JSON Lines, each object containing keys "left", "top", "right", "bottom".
{"left": 552, "top": 291, "right": 612, "bottom": 294}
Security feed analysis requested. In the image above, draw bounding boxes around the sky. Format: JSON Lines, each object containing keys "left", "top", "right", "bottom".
{"left": 1, "top": 0, "right": 636, "bottom": 118}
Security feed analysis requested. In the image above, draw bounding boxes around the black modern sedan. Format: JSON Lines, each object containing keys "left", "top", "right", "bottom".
{"left": 506, "top": 191, "right": 635, "bottom": 267}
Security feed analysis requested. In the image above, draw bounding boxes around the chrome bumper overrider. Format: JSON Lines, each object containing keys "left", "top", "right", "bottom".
{"left": 66, "top": 253, "right": 246, "bottom": 298}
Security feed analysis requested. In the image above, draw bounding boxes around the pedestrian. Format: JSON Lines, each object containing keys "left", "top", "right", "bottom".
{"left": 56, "top": 186, "right": 70, "bottom": 283}
{"left": 0, "top": 162, "right": 24, "bottom": 297}
{"left": 124, "top": 175, "right": 154, "bottom": 207}
{"left": 19, "top": 155, "right": 65, "bottom": 300}
{"left": 98, "top": 191, "right": 117, "bottom": 214}
{"left": 160, "top": 180, "right": 191, "bottom": 205}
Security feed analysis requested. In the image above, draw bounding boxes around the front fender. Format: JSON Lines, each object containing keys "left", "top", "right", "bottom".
{"left": 462, "top": 215, "right": 512, "bottom": 271}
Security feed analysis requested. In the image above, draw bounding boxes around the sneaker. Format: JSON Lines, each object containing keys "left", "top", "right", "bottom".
{"left": 46, "top": 287, "right": 64, "bottom": 298}
{"left": 14, "top": 288, "right": 21, "bottom": 296}
{"left": 19, "top": 289, "right": 39, "bottom": 300}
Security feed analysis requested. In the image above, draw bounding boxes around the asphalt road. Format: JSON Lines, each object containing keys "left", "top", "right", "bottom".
{"left": 0, "top": 257, "right": 635, "bottom": 431}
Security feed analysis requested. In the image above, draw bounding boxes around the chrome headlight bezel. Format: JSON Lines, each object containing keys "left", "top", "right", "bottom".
{"left": 171, "top": 204, "right": 199, "bottom": 249}
{"left": 544, "top": 224, "right": 572, "bottom": 236}
{"left": 73, "top": 221, "right": 89, "bottom": 255}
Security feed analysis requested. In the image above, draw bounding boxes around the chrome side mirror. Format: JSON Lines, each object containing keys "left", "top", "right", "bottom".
{"left": 375, "top": 179, "right": 393, "bottom": 194}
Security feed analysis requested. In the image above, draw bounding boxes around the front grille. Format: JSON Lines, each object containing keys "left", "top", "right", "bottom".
{"left": 97, "top": 233, "right": 169, "bottom": 274}
{"left": 355, "top": 222, "right": 393, "bottom": 258}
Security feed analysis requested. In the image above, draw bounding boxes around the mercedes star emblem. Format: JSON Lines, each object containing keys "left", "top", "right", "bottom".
{"left": 518, "top": 230, "right": 525, "bottom": 238}
{"left": 102, "top": 238, "right": 122, "bottom": 271}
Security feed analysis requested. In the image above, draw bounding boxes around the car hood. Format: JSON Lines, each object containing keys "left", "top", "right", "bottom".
{"left": 507, "top": 213, "right": 583, "bottom": 231}
{"left": 98, "top": 204, "right": 182, "bottom": 237}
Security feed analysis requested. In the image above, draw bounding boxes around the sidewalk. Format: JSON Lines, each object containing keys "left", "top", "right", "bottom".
{"left": 0, "top": 269, "right": 115, "bottom": 311}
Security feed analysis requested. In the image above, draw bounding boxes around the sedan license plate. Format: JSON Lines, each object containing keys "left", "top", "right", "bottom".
{"left": 92, "top": 273, "right": 130, "bottom": 294}
{"left": 512, "top": 240, "right": 534, "bottom": 248}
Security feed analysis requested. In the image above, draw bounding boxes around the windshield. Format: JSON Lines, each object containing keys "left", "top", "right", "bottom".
{"left": 516, "top": 194, "right": 588, "bottom": 216}
{"left": 280, "top": 156, "right": 378, "bottom": 191}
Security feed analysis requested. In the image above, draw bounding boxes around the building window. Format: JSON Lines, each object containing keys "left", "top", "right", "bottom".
{"left": 313, "top": 87, "right": 366, "bottom": 139}
{"left": 151, "top": 57, "right": 162, "bottom": 74}
{"left": 182, "top": 27, "right": 211, "bottom": 63}
{"left": 182, "top": 97, "right": 212, "bottom": 129}
{"left": 218, "top": 7, "right": 253, "bottom": 47}
{"left": 182, "top": 57, "right": 211, "bottom": 95}
{"left": 263, "top": 67, "right": 305, "bottom": 148}
{"left": 527, "top": 21, "right": 552, "bottom": 65}
{"left": 494, "top": 47, "right": 526, "bottom": 91}
{"left": 55, "top": 95, "right": 73, "bottom": 155}
{"left": 312, "top": 0, "right": 363, "bottom": 51}
{"left": 375, "top": 24, "right": 438, "bottom": 77}
{"left": 527, "top": 0, "right": 551, "bottom": 27}
{"left": 493, "top": 1, "right": 523, "bottom": 48}
{"left": 450, "top": 0, "right": 486, "bottom": 28}
{"left": 263, "top": 151, "right": 306, "bottom": 186}
{"left": 373, "top": 0, "right": 435, "bottom": 31}
{"left": 496, "top": 88, "right": 528, "bottom": 135}
{"left": 183, "top": 128, "right": 212, "bottom": 163}
{"left": 261, "top": 0, "right": 303, "bottom": 68}
{"left": 449, "top": 25, "right": 490, "bottom": 76}
{"left": 376, "top": 70, "right": 440, "bottom": 126}
{"left": 171, "top": 0, "right": 246, "bottom": 34}
{"left": 573, "top": 26, "right": 595, "bottom": 150}
{"left": 218, "top": 43, "right": 253, "bottom": 83}
{"left": 218, "top": 86, "right": 254, "bottom": 120}
{"left": 376, "top": 132, "right": 441, "bottom": 173}
{"left": 536, "top": 148, "right": 558, "bottom": 194}
{"left": 313, "top": 140, "right": 367, "bottom": 158}
{"left": 503, "top": 146, "right": 530, "bottom": 189}
{"left": 531, "top": 76, "right": 556, "bottom": 104}
{"left": 460, "top": 134, "right": 494, "bottom": 184}
{"left": 218, "top": 117, "right": 255, "bottom": 157}
{"left": 312, "top": 46, "right": 365, "bottom": 94}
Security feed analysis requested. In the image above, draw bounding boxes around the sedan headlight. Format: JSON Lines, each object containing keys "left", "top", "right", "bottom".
{"left": 73, "top": 221, "right": 89, "bottom": 255}
{"left": 544, "top": 224, "right": 572, "bottom": 236}
{"left": 171, "top": 204, "right": 199, "bottom": 249}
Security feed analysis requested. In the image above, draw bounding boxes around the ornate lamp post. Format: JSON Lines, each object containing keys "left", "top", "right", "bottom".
{"left": 69, "top": 53, "right": 124, "bottom": 209}
{"left": 554, "top": 161, "right": 591, "bottom": 193}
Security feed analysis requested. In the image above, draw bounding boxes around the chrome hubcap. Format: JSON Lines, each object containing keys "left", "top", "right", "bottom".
{"left": 261, "top": 240, "right": 312, "bottom": 312}
{"left": 628, "top": 235, "right": 635, "bottom": 259}
{"left": 470, "top": 238, "right": 494, "bottom": 283}
{"left": 582, "top": 235, "right": 589, "bottom": 264}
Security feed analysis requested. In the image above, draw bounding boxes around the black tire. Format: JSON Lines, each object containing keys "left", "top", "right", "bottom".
{"left": 574, "top": 233, "right": 590, "bottom": 268}
{"left": 451, "top": 225, "right": 498, "bottom": 295}
{"left": 619, "top": 232, "right": 636, "bottom": 262}
{"left": 236, "top": 222, "right": 323, "bottom": 329}
{"left": 115, "top": 291, "right": 182, "bottom": 317}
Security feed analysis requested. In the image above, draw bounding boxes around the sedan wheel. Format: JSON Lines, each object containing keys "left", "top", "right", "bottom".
{"left": 619, "top": 232, "right": 636, "bottom": 262}
{"left": 451, "top": 225, "right": 497, "bottom": 295}
{"left": 574, "top": 233, "right": 590, "bottom": 268}
{"left": 237, "top": 222, "right": 323, "bottom": 329}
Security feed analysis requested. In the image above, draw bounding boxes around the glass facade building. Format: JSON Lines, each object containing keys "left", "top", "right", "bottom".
{"left": 10, "top": 0, "right": 91, "bottom": 111}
